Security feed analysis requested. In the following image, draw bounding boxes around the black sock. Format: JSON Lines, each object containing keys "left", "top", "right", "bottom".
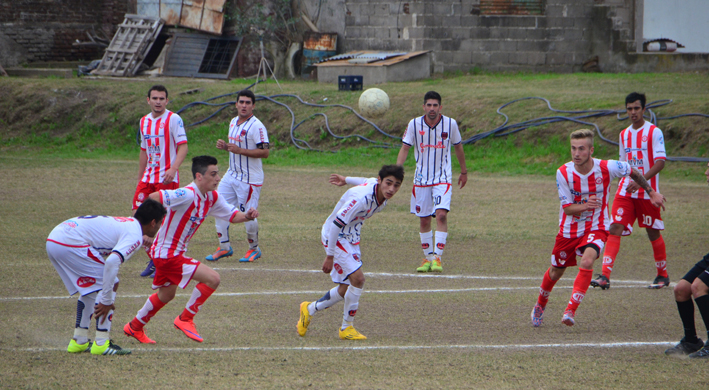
{"left": 694, "top": 295, "right": 709, "bottom": 342}
{"left": 677, "top": 300, "right": 698, "bottom": 342}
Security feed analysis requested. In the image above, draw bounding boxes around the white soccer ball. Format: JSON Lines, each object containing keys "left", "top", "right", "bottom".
{"left": 358, "top": 88, "right": 390, "bottom": 118}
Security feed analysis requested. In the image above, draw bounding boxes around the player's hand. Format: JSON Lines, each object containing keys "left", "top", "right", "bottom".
{"left": 458, "top": 173, "right": 468, "bottom": 189}
{"left": 586, "top": 195, "right": 601, "bottom": 210}
{"left": 227, "top": 144, "right": 243, "bottom": 155}
{"left": 141, "top": 235, "right": 153, "bottom": 251}
{"left": 94, "top": 303, "right": 115, "bottom": 325}
{"left": 650, "top": 191, "right": 666, "bottom": 211}
{"left": 626, "top": 181, "right": 640, "bottom": 193}
{"left": 216, "top": 139, "right": 227, "bottom": 150}
{"left": 163, "top": 167, "right": 177, "bottom": 184}
{"left": 245, "top": 207, "right": 259, "bottom": 220}
{"left": 329, "top": 174, "right": 347, "bottom": 186}
{"left": 322, "top": 256, "right": 334, "bottom": 273}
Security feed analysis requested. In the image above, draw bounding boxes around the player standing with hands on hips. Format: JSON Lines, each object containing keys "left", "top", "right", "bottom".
{"left": 206, "top": 90, "right": 269, "bottom": 263}
{"left": 531, "top": 129, "right": 665, "bottom": 327}
{"left": 133, "top": 85, "right": 189, "bottom": 278}
{"left": 591, "top": 92, "right": 669, "bottom": 290}
{"left": 397, "top": 91, "right": 468, "bottom": 273}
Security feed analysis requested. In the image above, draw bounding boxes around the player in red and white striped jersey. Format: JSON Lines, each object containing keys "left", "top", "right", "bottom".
{"left": 531, "top": 129, "right": 665, "bottom": 327}
{"left": 206, "top": 90, "right": 270, "bottom": 263}
{"left": 591, "top": 92, "right": 670, "bottom": 290}
{"left": 396, "top": 91, "right": 468, "bottom": 273}
{"left": 124, "top": 156, "right": 258, "bottom": 344}
{"left": 133, "top": 85, "right": 189, "bottom": 277}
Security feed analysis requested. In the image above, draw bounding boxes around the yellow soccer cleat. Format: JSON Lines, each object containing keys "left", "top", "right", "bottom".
{"left": 339, "top": 326, "right": 367, "bottom": 340}
{"left": 430, "top": 255, "right": 443, "bottom": 272}
{"left": 90, "top": 340, "right": 131, "bottom": 355}
{"left": 416, "top": 259, "right": 432, "bottom": 272}
{"left": 297, "top": 301, "right": 311, "bottom": 337}
{"left": 67, "top": 338, "right": 91, "bottom": 353}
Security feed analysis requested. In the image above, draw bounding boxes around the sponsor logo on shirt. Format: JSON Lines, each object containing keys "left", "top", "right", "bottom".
{"left": 126, "top": 241, "right": 140, "bottom": 256}
{"left": 334, "top": 263, "right": 343, "bottom": 274}
{"left": 624, "top": 148, "right": 643, "bottom": 153}
{"left": 353, "top": 254, "right": 360, "bottom": 262}
{"left": 164, "top": 191, "right": 171, "bottom": 205}
{"left": 143, "top": 134, "right": 164, "bottom": 141}
{"left": 419, "top": 141, "right": 446, "bottom": 153}
{"left": 175, "top": 189, "right": 186, "bottom": 198}
{"left": 77, "top": 276, "right": 96, "bottom": 288}
{"left": 340, "top": 200, "right": 357, "bottom": 218}
{"left": 628, "top": 157, "right": 643, "bottom": 167}
{"left": 62, "top": 220, "right": 78, "bottom": 228}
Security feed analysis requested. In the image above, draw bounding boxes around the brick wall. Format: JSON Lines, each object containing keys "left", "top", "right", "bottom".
{"left": 0, "top": 0, "right": 129, "bottom": 65}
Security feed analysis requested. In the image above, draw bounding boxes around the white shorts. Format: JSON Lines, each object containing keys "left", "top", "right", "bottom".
{"left": 46, "top": 241, "right": 116, "bottom": 296}
{"left": 410, "top": 183, "right": 452, "bottom": 217}
{"left": 321, "top": 238, "right": 362, "bottom": 285}
{"left": 218, "top": 173, "right": 262, "bottom": 212}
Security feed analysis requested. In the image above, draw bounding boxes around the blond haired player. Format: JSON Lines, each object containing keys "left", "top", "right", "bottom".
{"left": 531, "top": 129, "right": 665, "bottom": 327}
{"left": 134, "top": 85, "right": 189, "bottom": 278}
{"left": 396, "top": 91, "right": 468, "bottom": 273}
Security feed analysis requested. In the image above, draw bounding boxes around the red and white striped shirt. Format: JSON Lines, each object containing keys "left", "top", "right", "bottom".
{"left": 616, "top": 121, "right": 666, "bottom": 199}
{"left": 150, "top": 183, "right": 239, "bottom": 259}
{"left": 139, "top": 110, "right": 188, "bottom": 184}
{"left": 402, "top": 115, "right": 462, "bottom": 186}
{"left": 556, "top": 158, "right": 631, "bottom": 238}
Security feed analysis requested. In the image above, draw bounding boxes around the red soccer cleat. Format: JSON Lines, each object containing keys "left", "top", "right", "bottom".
{"left": 173, "top": 316, "right": 203, "bottom": 342}
{"left": 123, "top": 322, "right": 156, "bottom": 344}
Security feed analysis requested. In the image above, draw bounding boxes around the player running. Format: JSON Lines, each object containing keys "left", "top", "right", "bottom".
{"left": 591, "top": 92, "right": 669, "bottom": 290}
{"left": 665, "top": 163, "right": 709, "bottom": 358}
{"left": 133, "top": 85, "right": 189, "bottom": 278}
{"left": 206, "top": 90, "right": 269, "bottom": 263}
{"left": 46, "top": 199, "right": 166, "bottom": 355}
{"left": 123, "top": 156, "right": 258, "bottom": 344}
{"left": 297, "top": 165, "right": 404, "bottom": 340}
{"left": 396, "top": 91, "right": 468, "bottom": 273}
{"left": 531, "top": 129, "right": 665, "bottom": 327}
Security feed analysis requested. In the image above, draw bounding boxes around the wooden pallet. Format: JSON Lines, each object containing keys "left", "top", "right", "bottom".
{"left": 93, "top": 15, "right": 164, "bottom": 76}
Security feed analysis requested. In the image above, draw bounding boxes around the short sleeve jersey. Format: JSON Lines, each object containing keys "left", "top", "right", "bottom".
{"left": 150, "top": 183, "right": 239, "bottom": 259}
{"left": 321, "top": 178, "right": 387, "bottom": 247}
{"left": 139, "top": 110, "right": 188, "bottom": 184}
{"left": 227, "top": 115, "right": 269, "bottom": 185}
{"left": 556, "top": 158, "right": 631, "bottom": 238}
{"left": 47, "top": 215, "right": 143, "bottom": 263}
{"left": 402, "top": 114, "right": 462, "bottom": 186}
{"left": 616, "top": 121, "right": 666, "bottom": 199}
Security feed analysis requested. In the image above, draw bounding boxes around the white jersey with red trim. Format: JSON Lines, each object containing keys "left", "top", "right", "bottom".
{"left": 616, "top": 121, "right": 666, "bottom": 199}
{"left": 227, "top": 115, "right": 269, "bottom": 185}
{"left": 47, "top": 215, "right": 143, "bottom": 263}
{"left": 139, "top": 110, "right": 188, "bottom": 184}
{"left": 402, "top": 114, "right": 462, "bottom": 186}
{"left": 556, "top": 158, "right": 631, "bottom": 238}
{"left": 151, "top": 183, "right": 239, "bottom": 259}
{"left": 321, "top": 178, "right": 387, "bottom": 247}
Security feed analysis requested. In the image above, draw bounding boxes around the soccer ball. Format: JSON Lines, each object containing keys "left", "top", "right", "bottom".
{"left": 358, "top": 88, "right": 390, "bottom": 118}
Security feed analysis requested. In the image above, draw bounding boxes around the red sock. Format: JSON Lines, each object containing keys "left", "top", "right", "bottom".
{"left": 566, "top": 268, "right": 593, "bottom": 313}
{"left": 537, "top": 268, "right": 557, "bottom": 308}
{"left": 131, "top": 293, "right": 167, "bottom": 330}
{"left": 651, "top": 236, "right": 668, "bottom": 277}
{"left": 181, "top": 283, "right": 215, "bottom": 321}
{"left": 601, "top": 234, "right": 621, "bottom": 278}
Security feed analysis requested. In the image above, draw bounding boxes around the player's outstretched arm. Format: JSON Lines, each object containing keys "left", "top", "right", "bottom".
{"left": 231, "top": 207, "right": 259, "bottom": 224}
{"left": 629, "top": 168, "right": 666, "bottom": 210}
{"left": 329, "top": 174, "right": 347, "bottom": 186}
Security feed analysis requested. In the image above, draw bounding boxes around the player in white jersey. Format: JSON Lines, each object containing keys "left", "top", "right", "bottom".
{"left": 591, "top": 92, "right": 670, "bottom": 291}
{"left": 133, "top": 85, "right": 189, "bottom": 278}
{"left": 206, "top": 90, "right": 270, "bottom": 264}
{"left": 531, "top": 129, "right": 664, "bottom": 327}
{"left": 46, "top": 199, "right": 165, "bottom": 355}
{"left": 297, "top": 165, "right": 404, "bottom": 340}
{"left": 396, "top": 91, "right": 468, "bottom": 273}
{"left": 124, "top": 155, "right": 258, "bottom": 344}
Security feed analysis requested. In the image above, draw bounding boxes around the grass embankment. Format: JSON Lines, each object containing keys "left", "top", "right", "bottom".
{"left": 1, "top": 72, "right": 707, "bottom": 178}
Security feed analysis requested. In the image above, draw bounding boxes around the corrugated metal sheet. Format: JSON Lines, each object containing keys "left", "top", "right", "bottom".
{"left": 163, "top": 32, "right": 241, "bottom": 79}
{"left": 480, "top": 0, "right": 544, "bottom": 15}
{"left": 137, "top": 0, "right": 226, "bottom": 34}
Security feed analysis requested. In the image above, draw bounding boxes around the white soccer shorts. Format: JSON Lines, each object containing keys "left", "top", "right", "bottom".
{"left": 46, "top": 241, "right": 115, "bottom": 297}
{"left": 410, "top": 183, "right": 452, "bottom": 217}
{"left": 217, "top": 173, "right": 262, "bottom": 212}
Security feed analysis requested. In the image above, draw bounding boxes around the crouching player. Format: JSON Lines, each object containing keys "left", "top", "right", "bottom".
{"left": 531, "top": 129, "right": 665, "bottom": 327}
{"left": 297, "top": 165, "right": 404, "bottom": 340}
{"left": 665, "top": 162, "right": 709, "bottom": 358}
{"left": 46, "top": 199, "right": 166, "bottom": 355}
{"left": 123, "top": 156, "right": 258, "bottom": 344}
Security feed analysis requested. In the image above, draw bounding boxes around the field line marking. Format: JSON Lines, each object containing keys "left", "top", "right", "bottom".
{"left": 3, "top": 341, "right": 674, "bottom": 353}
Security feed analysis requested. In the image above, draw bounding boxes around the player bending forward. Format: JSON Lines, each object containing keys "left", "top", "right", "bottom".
{"left": 47, "top": 199, "right": 166, "bottom": 355}
{"left": 297, "top": 165, "right": 404, "bottom": 340}
{"left": 123, "top": 156, "right": 258, "bottom": 344}
{"left": 531, "top": 129, "right": 665, "bottom": 327}
{"left": 664, "top": 162, "right": 709, "bottom": 358}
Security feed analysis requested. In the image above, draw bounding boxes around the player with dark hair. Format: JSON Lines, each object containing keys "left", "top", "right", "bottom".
{"left": 591, "top": 92, "right": 670, "bottom": 290}
{"left": 664, "top": 162, "right": 709, "bottom": 358}
{"left": 297, "top": 165, "right": 404, "bottom": 340}
{"left": 396, "top": 90, "right": 468, "bottom": 273}
{"left": 531, "top": 129, "right": 665, "bottom": 327}
{"left": 206, "top": 89, "right": 270, "bottom": 263}
{"left": 123, "top": 156, "right": 258, "bottom": 344}
{"left": 134, "top": 84, "right": 189, "bottom": 278}
{"left": 46, "top": 199, "right": 166, "bottom": 355}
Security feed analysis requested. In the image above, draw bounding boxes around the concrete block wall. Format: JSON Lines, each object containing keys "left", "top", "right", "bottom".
{"left": 0, "top": 0, "right": 128, "bottom": 66}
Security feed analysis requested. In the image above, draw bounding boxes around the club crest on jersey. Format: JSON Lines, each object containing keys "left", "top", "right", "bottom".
{"left": 441, "top": 132, "right": 448, "bottom": 140}
{"left": 138, "top": 193, "right": 145, "bottom": 201}
{"left": 418, "top": 130, "right": 425, "bottom": 136}
{"left": 334, "top": 263, "right": 343, "bottom": 274}
{"left": 595, "top": 177, "right": 603, "bottom": 184}
{"left": 241, "top": 130, "right": 247, "bottom": 137}
{"left": 642, "top": 135, "right": 648, "bottom": 142}
{"left": 77, "top": 276, "right": 96, "bottom": 288}
{"left": 560, "top": 251, "right": 568, "bottom": 259}
{"left": 160, "top": 122, "right": 165, "bottom": 129}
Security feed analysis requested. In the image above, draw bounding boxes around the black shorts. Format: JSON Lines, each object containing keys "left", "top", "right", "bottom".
{"left": 681, "top": 252, "right": 709, "bottom": 285}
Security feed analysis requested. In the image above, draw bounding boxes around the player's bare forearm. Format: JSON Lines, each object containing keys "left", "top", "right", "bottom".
{"left": 172, "top": 143, "right": 188, "bottom": 170}
{"left": 148, "top": 191, "right": 161, "bottom": 202}
{"left": 229, "top": 145, "right": 270, "bottom": 159}
{"left": 322, "top": 256, "right": 334, "bottom": 273}
{"left": 645, "top": 159, "right": 665, "bottom": 179}
{"left": 138, "top": 150, "right": 148, "bottom": 182}
{"left": 454, "top": 143, "right": 468, "bottom": 189}
{"left": 629, "top": 168, "right": 655, "bottom": 193}
{"left": 232, "top": 208, "right": 259, "bottom": 224}
{"left": 563, "top": 195, "right": 600, "bottom": 216}
{"left": 396, "top": 144, "right": 410, "bottom": 166}
{"left": 94, "top": 303, "right": 115, "bottom": 324}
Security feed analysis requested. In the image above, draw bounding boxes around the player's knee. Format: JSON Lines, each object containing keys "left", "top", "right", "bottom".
{"left": 691, "top": 279, "right": 709, "bottom": 298}
{"left": 436, "top": 212, "right": 448, "bottom": 224}
{"left": 349, "top": 273, "right": 365, "bottom": 288}
{"left": 609, "top": 224, "right": 624, "bottom": 236}
{"left": 674, "top": 280, "right": 692, "bottom": 301}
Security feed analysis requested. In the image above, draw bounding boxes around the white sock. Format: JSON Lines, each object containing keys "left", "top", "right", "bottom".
{"left": 215, "top": 218, "right": 231, "bottom": 250}
{"left": 73, "top": 328, "right": 89, "bottom": 345}
{"left": 76, "top": 292, "right": 96, "bottom": 331}
{"left": 245, "top": 220, "right": 259, "bottom": 249}
{"left": 309, "top": 286, "right": 343, "bottom": 315}
{"left": 342, "top": 286, "right": 363, "bottom": 330}
{"left": 420, "top": 230, "right": 433, "bottom": 258}
{"left": 434, "top": 231, "right": 448, "bottom": 256}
